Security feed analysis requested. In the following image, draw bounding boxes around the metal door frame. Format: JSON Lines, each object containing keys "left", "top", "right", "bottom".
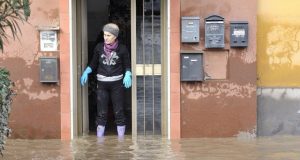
{"left": 131, "top": 0, "right": 169, "bottom": 137}
{"left": 70, "top": 0, "right": 89, "bottom": 138}
{"left": 71, "top": 0, "right": 169, "bottom": 138}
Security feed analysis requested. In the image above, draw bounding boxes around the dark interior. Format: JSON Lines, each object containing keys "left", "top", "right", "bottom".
{"left": 87, "top": 0, "right": 131, "bottom": 135}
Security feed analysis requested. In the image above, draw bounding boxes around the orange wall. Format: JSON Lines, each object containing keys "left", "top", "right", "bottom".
{"left": 0, "top": 0, "right": 61, "bottom": 138}
{"left": 257, "top": 0, "right": 300, "bottom": 87}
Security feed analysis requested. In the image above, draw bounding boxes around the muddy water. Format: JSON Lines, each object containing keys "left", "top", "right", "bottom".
{"left": 2, "top": 135, "right": 300, "bottom": 160}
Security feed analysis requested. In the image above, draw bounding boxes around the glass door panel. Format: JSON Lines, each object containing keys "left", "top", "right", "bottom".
{"left": 136, "top": 0, "right": 161, "bottom": 135}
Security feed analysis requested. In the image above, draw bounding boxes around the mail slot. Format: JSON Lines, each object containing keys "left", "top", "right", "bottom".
{"left": 180, "top": 51, "right": 204, "bottom": 81}
{"left": 181, "top": 16, "right": 200, "bottom": 43}
{"left": 205, "top": 15, "right": 225, "bottom": 48}
{"left": 39, "top": 57, "right": 59, "bottom": 83}
{"left": 230, "top": 21, "right": 248, "bottom": 47}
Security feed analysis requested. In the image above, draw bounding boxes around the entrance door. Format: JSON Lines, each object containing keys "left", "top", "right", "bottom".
{"left": 73, "top": 0, "right": 167, "bottom": 137}
{"left": 72, "top": 0, "right": 89, "bottom": 137}
{"left": 132, "top": 0, "right": 165, "bottom": 136}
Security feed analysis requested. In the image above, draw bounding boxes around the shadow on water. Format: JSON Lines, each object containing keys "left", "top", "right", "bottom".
{"left": 2, "top": 135, "right": 300, "bottom": 160}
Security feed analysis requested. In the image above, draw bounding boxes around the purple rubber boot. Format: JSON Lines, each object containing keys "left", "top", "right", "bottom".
{"left": 117, "top": 125, "right": 126, "bottom": 137}
{"left": 97, "top": 125, "right": 105, "bottom": 137}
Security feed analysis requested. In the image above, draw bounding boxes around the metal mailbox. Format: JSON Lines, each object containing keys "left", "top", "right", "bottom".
{"left": 181, "top": 16, "right": 200, "bottom": 43}
{"left": 39, "top": 57, "right": 59, "bottom": 83}
{"left": 230, "top": 21, "right": 248, "bottom": 47}
{"left": 180, "top": 51, "right": 204, "bottom": 81}
{"left": 205, "top": 15, "right": 225, "bottom": 48}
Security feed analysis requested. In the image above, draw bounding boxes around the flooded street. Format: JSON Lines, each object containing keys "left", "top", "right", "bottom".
{"left": 2, "top": 135, "right": 300, "bottom": 160}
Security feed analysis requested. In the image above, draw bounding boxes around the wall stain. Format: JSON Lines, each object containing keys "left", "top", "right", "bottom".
{"left": 266, "top": 25, "right": 300, "bottom": 69}
{"left": 181, "top": 1, "right": 231, "bottom": 16}
{"left": 1, "top": 58, "right": 60, "bottom": 101}
{"left": 36, "top": 7, "right": 59, "bottom": 26}
{"left": 235, "top": 127, "right": 257, "bottom": 139}
{"left": 230, "top": 48, "right": 256, "bottom": 64}
{"left": 181, "top": 82, "right": 256, "bottom": 99}
{"left": 257, "top": 88, "right": 300, "bottom": 136}
{"left": 23, "top": 78, "right": 33, "bottom": 89}
{"left": 22, "top": 89, "right": 58, "bottom": 100}
{"left": 218, "top": 2, "right": 231, "bottom": 15}
{"left": 257, "top": 23, "right": 300, "bottom": 86}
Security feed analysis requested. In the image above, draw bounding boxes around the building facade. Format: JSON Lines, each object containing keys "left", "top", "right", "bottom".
{"left": 0, "top": 0, "right": 299, "bottom": 140}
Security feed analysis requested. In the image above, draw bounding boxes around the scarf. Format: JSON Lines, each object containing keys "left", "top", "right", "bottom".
{"left": 104, "top": 40, "right": 119, "bottom": 58}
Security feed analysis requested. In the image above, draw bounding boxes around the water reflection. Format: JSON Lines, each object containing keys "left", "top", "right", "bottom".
{"left": 2, "top": 135, "right": 300, "bottom": 160}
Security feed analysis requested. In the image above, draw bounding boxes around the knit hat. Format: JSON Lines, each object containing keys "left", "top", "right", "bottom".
{"left": 103, "top": 23, "right": 119, "bottom": 37}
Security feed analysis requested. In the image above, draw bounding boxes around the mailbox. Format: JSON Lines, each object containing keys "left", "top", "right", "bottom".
{"left": 180, "top": 51, "right": 204, "bottom": 81}
{"left": 205, "top": 15, "right": 225, "bottom": 48}
{"left": 230, "top": 21, "right": 248, "bottom": 47}
{"left": 39, "top": 57, "right": 59, "bottom": 83}
{"left": 181, "top": 16, "right": 200, "bottom": 43}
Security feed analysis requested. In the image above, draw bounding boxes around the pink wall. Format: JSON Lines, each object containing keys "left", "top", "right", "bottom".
{"left": 59, "top": 0, "right": 71, "bottom": 140}
{"left": 0, "top": 0, "right": 61, "bottom": 138}
{"left": 179, "top": 0, "right": 257, "bottom": 137}
{"left": 170, "top": 0, "right": 181, "bottom": 139}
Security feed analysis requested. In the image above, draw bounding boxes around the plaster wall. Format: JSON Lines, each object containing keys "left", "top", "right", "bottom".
{"left": 0, "top": 0, "right": 61, "bottom": 138}
{"left": 257, "top": 88, "right": 300, "bottom": 136}
{"left": 180, "top": 0, "right": 257, "bottom": 137}
{"left": 257, "top": 0, "right": 300, "bottom": 136}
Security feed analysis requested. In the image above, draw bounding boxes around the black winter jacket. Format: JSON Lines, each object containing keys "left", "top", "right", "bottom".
{"left": 89, "top": 42, "right": 131, "bottom": 77}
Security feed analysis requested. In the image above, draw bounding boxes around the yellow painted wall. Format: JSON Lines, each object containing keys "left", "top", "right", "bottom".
{"left": 257, "top": 0, "right": 300, "bottom": 86}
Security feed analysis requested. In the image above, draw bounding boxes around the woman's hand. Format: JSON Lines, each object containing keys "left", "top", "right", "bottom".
{"left": 80, "top": 66, "right": 92, "bottom": 86}
{"left": 123, "top": 71, "right": 132, "bottom": 88}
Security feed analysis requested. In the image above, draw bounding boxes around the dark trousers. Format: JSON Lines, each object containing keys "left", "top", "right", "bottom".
{"left": 95, "top": 80, "right": 126, "bottom": 126}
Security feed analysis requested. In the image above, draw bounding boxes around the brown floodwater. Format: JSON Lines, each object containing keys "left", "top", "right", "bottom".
{"left": 1, "top": 135, "right": 300, "bottom": 160}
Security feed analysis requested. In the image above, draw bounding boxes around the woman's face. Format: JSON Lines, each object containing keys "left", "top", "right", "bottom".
{"left": 103, "top": 31, "right": 117, "bottom": 44}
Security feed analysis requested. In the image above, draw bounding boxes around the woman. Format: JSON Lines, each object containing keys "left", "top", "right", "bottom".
{"left": 80, "top": 23, "right": 131, "bottom": 138}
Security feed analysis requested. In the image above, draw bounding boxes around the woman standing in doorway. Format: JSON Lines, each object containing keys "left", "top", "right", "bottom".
{"left": 80, "top": 23, "right": 132, "bottom": 138}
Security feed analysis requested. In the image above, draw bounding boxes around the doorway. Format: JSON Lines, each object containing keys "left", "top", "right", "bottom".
{"left": 85, "top": 0, "right": 132, "bottom": 135}
{"left": 74, "top": 0, "right": 167, "bottom": 137}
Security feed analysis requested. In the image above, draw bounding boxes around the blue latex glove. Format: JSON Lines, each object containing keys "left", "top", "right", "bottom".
{"left": 123, "top": 71, "right": 132, "bottom": 88}
{"left": 80, "top": 66, "right": 92, "bottom": 86}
